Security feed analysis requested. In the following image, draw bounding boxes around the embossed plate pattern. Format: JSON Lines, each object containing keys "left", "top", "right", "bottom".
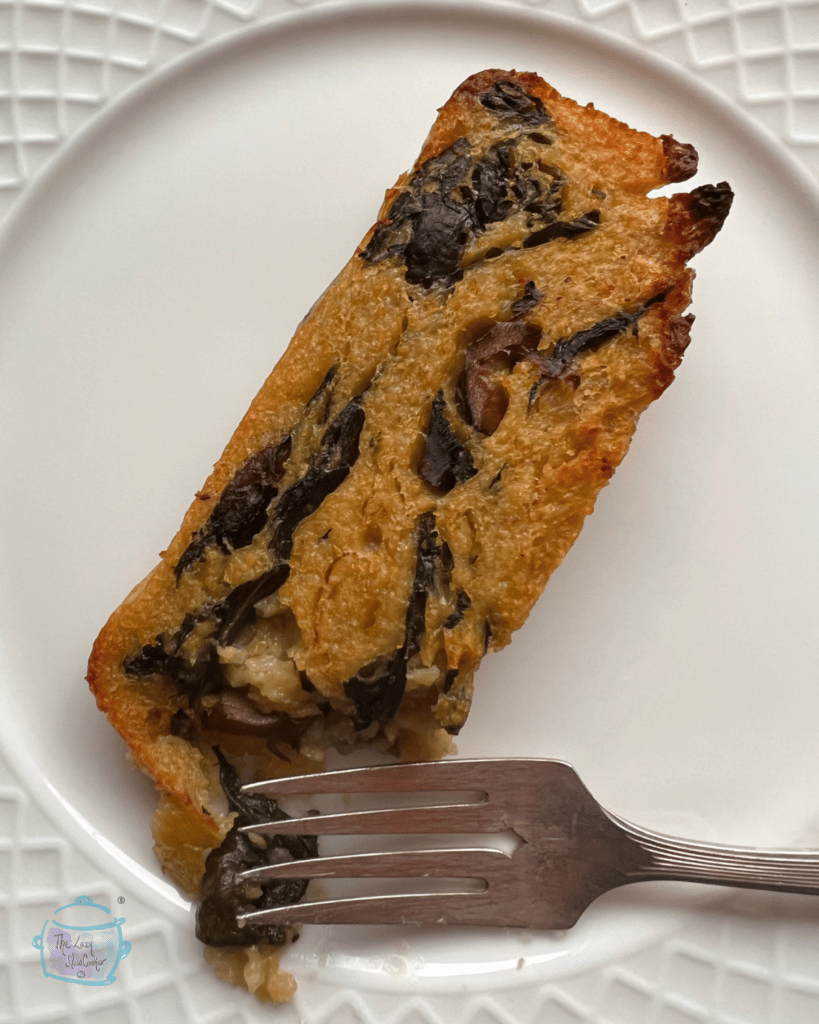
{"left": 3, "top": 1, "right": 819, "bottom": 1021}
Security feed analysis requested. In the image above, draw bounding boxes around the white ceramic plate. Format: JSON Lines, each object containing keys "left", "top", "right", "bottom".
{"left": 2, "top": 1, "right": 819, "bottom": 1019}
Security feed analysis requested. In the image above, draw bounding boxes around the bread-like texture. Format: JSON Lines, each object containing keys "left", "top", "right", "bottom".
{"left": 87, "top": 69, "right": 732, "bottom": 999}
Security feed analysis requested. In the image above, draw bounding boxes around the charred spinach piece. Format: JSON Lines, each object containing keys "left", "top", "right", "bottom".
{"left": 688, "top": 182, "right": 734, "bottom": 222}
{"left": 510, "top": 280, "right": 542, "bottom": 319}
{"left": 344, "top": 514, "right": 442, "bottom": 730}
{"left": 550, "top": 290, "right": 670, "bottom": 366}
{"left": 124, "top": 638, "right": 174, "bottom": 679}
{"left": 361, "top": 139, "right": 474, "bottom": 287}
{"left": 306, "top": 364, "right": 338, "bottom": 414}
{"left": 523, "top": 209, "right": 600, "bottom": 249}
{"left": 175, "top": 437, "right": 292, "bottom": 578}
{"left": 444, "top": 590, "right": 472, "bottom": 629}
{"left": 196, "top": 749, "right": 317, "bottom": 947}
{"left": 420, "top": 391, "right": 476, "bottom": 492}
{"left": 404, "top": 513, "right": 443, "bottom": 658}
{"left": 361, "top": 132, "right": 560, "bottom": 288}
{"left": 270, "top": 395, "right": 366, "bottom": 563}
{"left": 528, "top": 296, "right": 668, "bottom": 407}
{"left": 551, "top": 310, "right": 644, "bottom": 364}
{"left": 125, "top": 637, "right": 224, "bottom": 701}
{"left": 479, "top": 80, "right": 551, "bottom": 125}
{"left": 471, "top": 140, "right": 516, "bottom": 228}
{"left": 343, "top": 649, "right": 407, "bottom": 734}
{"left": 214, "top": 564, "right": 291, "bottom": 647}
{"left": 124, "top": 614, "right": 224, "bottom": 701}
{"left": 404, "top": 195, "right": 472, "bottom": 287}
{"left": 172, "top": 645, "right": 224, "bottom": 700}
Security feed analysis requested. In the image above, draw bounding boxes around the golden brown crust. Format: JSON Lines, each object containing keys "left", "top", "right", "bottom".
{"left": 87, "top": 68, "right": 731, "bottom": 994}
{"left": 668, "top": 183, "right": 736, "bottom": 260}
{"left": 416, "top": 70, "right": 674, "bottom": 193}
{"left": 661, "top": 134, "right": 699, "bottom": 184}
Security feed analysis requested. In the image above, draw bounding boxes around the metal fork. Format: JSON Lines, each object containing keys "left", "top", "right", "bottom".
{"left": 236, "top": 758, "right": 819, "bottom": 930}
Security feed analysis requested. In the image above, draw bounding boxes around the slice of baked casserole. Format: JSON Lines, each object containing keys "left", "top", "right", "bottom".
{"left": 87, "top": 69, "right": 732, "bottom": 1000}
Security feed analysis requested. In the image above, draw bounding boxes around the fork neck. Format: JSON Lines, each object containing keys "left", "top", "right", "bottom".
{"left": 611, "top": 814, "right": 819, "bottom": 896}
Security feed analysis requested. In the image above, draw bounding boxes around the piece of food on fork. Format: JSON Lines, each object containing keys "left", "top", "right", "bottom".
{"left": 87, "top": 68, "right": 732, "bottom": 1000}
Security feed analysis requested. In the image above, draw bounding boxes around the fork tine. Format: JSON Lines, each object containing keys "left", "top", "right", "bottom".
{"left": 240, "top": 847, "right": 506, "bottom": 882}
{"left": 238, "top": 891, "right": 495, "bottom": 927}
{"left": 242, "top": 758, "right": 515, "bottom": 798}
{"left": 241, "top": 802, "right": 494, "bottom": 836}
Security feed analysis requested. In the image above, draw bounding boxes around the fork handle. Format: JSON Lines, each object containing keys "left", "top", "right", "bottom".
{"left": 613, "top": 814, "right": 819, "bottom": 896}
